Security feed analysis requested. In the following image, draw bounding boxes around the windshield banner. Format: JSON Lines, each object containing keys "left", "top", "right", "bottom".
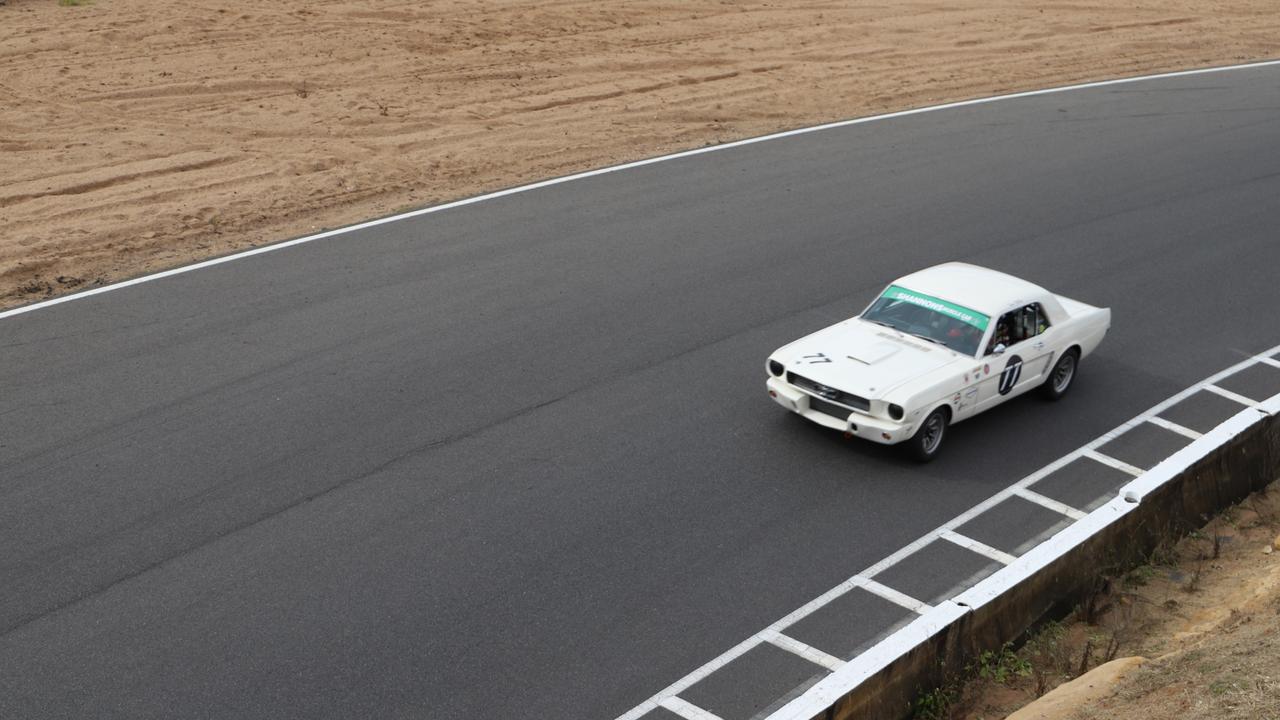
{"left": 881, "top": 285, "right": 990, "bottom": 331}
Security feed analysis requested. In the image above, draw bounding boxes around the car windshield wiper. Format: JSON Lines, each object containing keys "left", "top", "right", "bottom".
{"left": 906, "top": 331, "right": 943, "bottom": 346}
{"left": 865, "top": 319, "right": 897, "bottom": 330}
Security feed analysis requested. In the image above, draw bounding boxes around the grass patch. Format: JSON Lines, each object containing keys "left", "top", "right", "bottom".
{"left": 914, "top": 682, "right": 960, "bottom": 720}
{"left": 975, "top": 643, "right": 1032, "bottom": 686}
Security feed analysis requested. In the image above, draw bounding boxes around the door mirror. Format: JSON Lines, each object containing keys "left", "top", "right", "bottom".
{"left": 992, "top": 343, "right": 1007, "bottom": 355}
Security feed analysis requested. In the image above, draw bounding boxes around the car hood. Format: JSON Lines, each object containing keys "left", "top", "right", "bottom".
{"left": 774, "top": 319, "right": 963, "bottom": 399}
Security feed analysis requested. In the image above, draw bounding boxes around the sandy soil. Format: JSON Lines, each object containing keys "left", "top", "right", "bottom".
{"left": 1, "top": 0, "right": 1277, "bottom": 308}
{"left": 954, "top": 479, "right": 1280, "bottom": 720}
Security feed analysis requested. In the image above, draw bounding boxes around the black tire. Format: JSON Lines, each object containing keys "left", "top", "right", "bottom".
{"left": 907, "top": 407, "right": 949, "bottom": 463}
{"left": 1040, "top": 348, "right": 1080, "bottom": 401}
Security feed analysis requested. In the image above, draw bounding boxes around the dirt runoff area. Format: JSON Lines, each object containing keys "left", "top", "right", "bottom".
{"left": 1, "top": 0, "right": 1278, "bottom": 308}
{"left": 942, "top": 479, "right": 1280, "bottom": 720}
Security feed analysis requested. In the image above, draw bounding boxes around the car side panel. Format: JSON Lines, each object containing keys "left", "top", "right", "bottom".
{"left": 1075, "top": 308, "right": 1112, "bottom": 359}
{"left": 893, "top": 363, "right": 987, "bottom": 426}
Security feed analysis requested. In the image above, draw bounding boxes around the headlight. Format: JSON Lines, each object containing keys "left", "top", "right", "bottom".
{"left": 768, "top": 359, "right": 785, "bottom": 377}
{"left": 888, "top": 403, "right": 904, "bottom": 420}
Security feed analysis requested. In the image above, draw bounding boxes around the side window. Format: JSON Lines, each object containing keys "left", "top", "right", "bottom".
{"left": 986, "top": 304, "right": 1050, "bottom": 354}
{"left": 1012, "top": 305, "right": 1036, "bottom": 343}
{"left": 1008, "top": 303, "right": 1049, "bottom": 343}
{"left": 1018, "top": 303, "right": 1051, "bottom": 338}
{"left": 986, "top": 312, "right": 1015, "bottom": 354}
{"left": 1034, "top": 303, "right": 1051, "bottom": 334}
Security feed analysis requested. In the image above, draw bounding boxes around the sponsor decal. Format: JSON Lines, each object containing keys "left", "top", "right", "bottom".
{"left": 998, "top": 355, "right": 1024, "bottom": 395}
{"left": 983, "top": 364, "right": 990, "bottom": 375}
{"left": 801, "top": 352, "right": 832, "bottom": 364}
{"left": 880, "top": 285, "right": 990, "bottom": 331}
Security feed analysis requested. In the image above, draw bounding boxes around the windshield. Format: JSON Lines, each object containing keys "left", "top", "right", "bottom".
{"left": 861, "top": 285, "right": 990, "bottom": 356}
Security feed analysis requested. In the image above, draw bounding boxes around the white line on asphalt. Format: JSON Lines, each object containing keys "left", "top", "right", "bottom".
{"left": 1082, "top": 450, "right": 1145, "bottom": 478}
{"left": 1203, "top": 384, "right": 1259, "bottom": 406}
{"left": 612, "top": 573, "right": 925, "bottom": 720}
{"left": 1258, "top": 357, "right": 1280, "bottom": 370}
{"left": 854, "top": 577, "right": 933, "bottom": 615}
{"left": 761, "top": 630, "right": 847, "bottom": 672}
{"left": 1011, "top": 488, "right": 1088, "bottom": 521}
{"left": 939, "top": 530, "right": 1019, "bottom": 565}
{"left": 615, "top": 348, "right": 1280, "bottom": 720}
{"left": 659, "top": 696, "right": 726, "bottom": 720}
{"left": 1146, "top": 416, "right": 1203, "bottom": 440}
{"left": 853, "top": 451, "right": 1086, "bottom": 582}
{"left": 5, "top": 60, "right": 1280, "bottom": 324}
{"left": 614, "top": 636, "right": 763, "bottom": 720}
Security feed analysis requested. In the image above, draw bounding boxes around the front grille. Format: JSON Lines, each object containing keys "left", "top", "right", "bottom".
{"left": 808, "top": 395, "right": 853, "bottom": 420}
{"left": 787, "top": 372, "right": 870, "bottom": 412}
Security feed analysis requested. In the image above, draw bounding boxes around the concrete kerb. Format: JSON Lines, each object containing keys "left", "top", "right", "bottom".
{"left": 767, "top": 393, "right": 1280, "bottom": 720}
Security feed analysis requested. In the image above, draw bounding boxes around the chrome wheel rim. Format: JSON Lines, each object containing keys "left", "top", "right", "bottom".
{"left": 1052, "top": 355, "right": 1076, "bottom": 393}
{"left": 921, "top": 414, "right": 944, "bottom": 454}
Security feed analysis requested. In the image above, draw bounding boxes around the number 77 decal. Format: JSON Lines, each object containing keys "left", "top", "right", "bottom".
{"left": 998, "top": 355, "right": 1024, "bottom": 395}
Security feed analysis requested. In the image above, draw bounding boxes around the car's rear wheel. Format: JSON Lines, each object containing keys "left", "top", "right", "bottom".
{"left": 908, "top": 407, "right": 949, "bottom": 463}
{"left": 1041, "top": 349, "right": 1079, "bottom": 401}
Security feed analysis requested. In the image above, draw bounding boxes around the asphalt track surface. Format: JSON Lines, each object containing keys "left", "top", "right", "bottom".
{"left": 3, "top": 64, "right": 1280, "bottom": 719}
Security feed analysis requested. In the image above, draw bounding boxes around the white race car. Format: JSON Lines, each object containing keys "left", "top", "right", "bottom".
{"left": 766, "top": 262, "right": 1111, "bottom": 461}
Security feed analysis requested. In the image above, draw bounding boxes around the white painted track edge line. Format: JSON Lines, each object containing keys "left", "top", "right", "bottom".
{"left": 613, "top": 574, "right": 893, "bottom": 719}
{"left": 612, "top": 634, "right": 766, "bottom": 720}
{"left": 1146, "top": 416, "right": 1203, "bottom": 440}
{"left": 1204, "top": 384, "right": 1260, "bottom": 406}
{"left": 1082, "top": 450, "right": 1145, "bottom": 478}
{"left": 855, "top": 578, "right": 932, "bottom": 614}
{"left": 1011, "top": 488, "right": 1088, "bottom": 521}
{"left": 659, "top": 696, "right": 727, "bottom": 720}
{"left": 1260, "top": 357, "right": 1280, "bottom": 370}
{"left": 762, "top": 630, "right": 847, "bottom": 672}
{"left": 858, "top": 442, "right": 1097, "bottom": 580}
{"left": 7, "top": 59, "right": 1280, "bottom": 324}
{"left": 939, "top": 530, "right": 1019, "bottom": 565}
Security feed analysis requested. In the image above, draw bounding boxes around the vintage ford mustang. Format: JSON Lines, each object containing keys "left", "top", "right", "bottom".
{"left": 766, "top": 262, "right": 1111, "bottom": 461}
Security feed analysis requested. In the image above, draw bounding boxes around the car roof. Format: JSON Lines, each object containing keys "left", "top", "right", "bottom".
{"left": 892, "top": 262, "right": 1049, "bottom": 317}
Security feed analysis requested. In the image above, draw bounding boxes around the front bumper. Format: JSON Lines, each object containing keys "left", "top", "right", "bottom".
{"left": 766, "top": 376, "right": 912, "bottom": 445}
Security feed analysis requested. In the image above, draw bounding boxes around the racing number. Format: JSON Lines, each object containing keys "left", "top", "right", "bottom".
{"left": 998, "top": 355, "right": 1023, "bottom": 396}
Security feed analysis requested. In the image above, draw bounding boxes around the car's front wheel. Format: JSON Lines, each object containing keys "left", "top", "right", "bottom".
{"left": 1040, "top": 349, "right": 1079, "bottom": 401}
{"left": 908, "top": 407, "right": 949, "bottom": 463}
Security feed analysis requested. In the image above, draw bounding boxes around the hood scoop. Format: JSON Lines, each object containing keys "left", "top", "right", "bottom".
{"left": 846, "top": 341, "right": 900, "bottom": 365}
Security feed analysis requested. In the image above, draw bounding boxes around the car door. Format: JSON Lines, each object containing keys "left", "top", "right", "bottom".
{"left": 973, "top": 305, "right": 1054, "bottom": 411}
{"left": 1008, "top": 303, "right": 1056, "bottom": 390}
{"left": 972, "top": 311, "right": 1015, "bottom": 413}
